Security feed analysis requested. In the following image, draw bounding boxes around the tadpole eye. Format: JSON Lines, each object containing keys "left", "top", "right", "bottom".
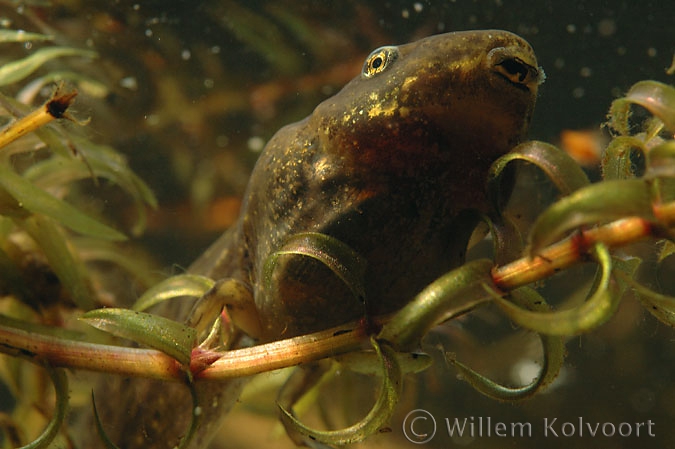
{"left": 494, "top": 57, "right": 540, "bottom": 87}
{"left": 362, "top": 46, "right": 399, "bottom": 78}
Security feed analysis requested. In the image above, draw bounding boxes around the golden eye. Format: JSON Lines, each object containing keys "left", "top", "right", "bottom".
{"left": 362, "top": 46, "right": 399, "bottom": 78}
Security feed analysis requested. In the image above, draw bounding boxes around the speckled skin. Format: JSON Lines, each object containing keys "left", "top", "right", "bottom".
{"left": 193, "top": 29, "right": 541, "bottom": 341}
{"left": 81, "top": 30, "right": 540, "bottom": 449}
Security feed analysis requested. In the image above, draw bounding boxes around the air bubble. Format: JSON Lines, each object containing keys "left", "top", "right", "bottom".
{"left": 247, "top": 136, "right": 265, "bottom": 152}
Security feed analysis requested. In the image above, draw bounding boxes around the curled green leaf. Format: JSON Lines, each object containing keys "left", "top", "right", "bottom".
{"left": 529, "top": 179, "right": 654, "bottom": 254}
{"left": 92, "top": 380, "right": 200, "bottom": 449}
{"left": 278, "top": 337, "right": 401, "bottom": 446}
{"left": 91, "top": 392, "right": 119, "bottom": 449}
{"left": 18, "top": 365, "right": 68, "bottom": 449}
{"left": 601, "top": 136, "right": 647, "bottom": 180}
{"left": 481, "top": 213, "right": 525, "bottom": 265}
{"left": 379, "top": 259, "right": 494, "bottom": 351}
{"left": 132, "top": 274, "right": 215, "bottom": 312}
{"left": 617, "top": 270, "right": 675, "bottom": 326}
{"left": 335, "top": 349, "right": 431, "bottom": 376}
{"left": 493, "top": 244, "right": 621, "bottom": 335}
{"left": 0, "top": 163, "right": 127, "bottom": 241}
{"left": 264, "top": 232, "right": 367, "bottom": 302}
{"left": 647, "top": 140, "right": 675, "bottom": 181}
{"left": 449, "top": 286, "right": 564, "bottom": 400}
{"left": 0, "top": 47, "right": 97, "bottom": 86}
{"left": 80, "top": 308, "right": 196, "bottom": 365}
{"left": 613, "top": 80, "right": 675, "bottom": 132}
{"left": 488, "top": 140, "right": 590, "bottom": 211}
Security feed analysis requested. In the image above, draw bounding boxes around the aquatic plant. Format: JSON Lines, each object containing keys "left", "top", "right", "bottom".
{"left": 0, "top": 26, "right": 158, "bottom": 448}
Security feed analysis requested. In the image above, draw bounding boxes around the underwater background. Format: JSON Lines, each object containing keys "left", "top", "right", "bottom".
{"left": 0, "top": 1, "right": 673, "bottom": 448}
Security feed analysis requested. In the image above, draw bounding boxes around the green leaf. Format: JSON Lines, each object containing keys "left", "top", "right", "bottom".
{"left": 488, "top": 140, "right": 590, "bottom": 211}
{"left": 646, "top": 140, "right": 675, "bottom": 181}
{"left": 482, "top": 213, "right": 525, "bottom": 265}
{"left": 278, "top": 337, "right": 401, "bottom": 445}
{"left": 18, "top": 70, "right": 110, "bottom": 100}
{"left": 529, "top": 179, "right": 654, "bottom": 254}
{"left": 618, "top": 270, "right": 675, "bottom": 326}
{"left": 132, "top": 274, "right": 215, "bottom": 312}
{"left": 67, "top": 136, "right": 159, "bottom": 234}
{"left": 23, "top": 145, "right": 157, "bottom": 237}
{"left": 601, "top": 136, "right": 647, "bottom": 180}
{"left": 0, "top": 29, "right": 53, "bottom": 43}
{"left": 0, "top": 314, "right": 83, "bottom": 341}
{"left": 91, "top": 392, "right": 120, "bottom": 449}
{"left": 0, "top": 163, "right": 126, "bottom": 240}
{"left": 18, "top": 214, "right": 96, "bottom": 310}
{"left": 379, "top": 259, "right": 494, "bottom": 350}
{"left": 73, "top": 238, "right": 163, "bottom": 289}
{"left": 448, "top": 286, "right": 565, "bottom": 400}
{"left": 0, "top": 47, "right": 97, "bottom": 86}
{"left": 614, "top": 80, "right": 675, "bottom": 132}
{"left": 264, "top": 232, "right": 367, "bottom": 303}
{"left": 18, "top": 365, "right": 68, "bottom": 449}
{"left": 92, "top": 380, "right": 200, "bottom": 449}
{"left": 80, "top": 308, "right": 196, "bottom": 365}
{"left": 335, "top": 349, "right": 431, "bottom": 375}
{"left": 493, "top": 244, "right": 623, "bottom": 335}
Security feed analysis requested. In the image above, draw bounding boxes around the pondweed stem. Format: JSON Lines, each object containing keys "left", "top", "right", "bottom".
{"left": 0, "top": 204, "right": 673, "bottom": 380}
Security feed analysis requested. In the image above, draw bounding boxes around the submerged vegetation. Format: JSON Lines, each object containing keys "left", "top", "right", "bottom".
{"left": 0, "top": 2, "right": 674, "bottom": 449}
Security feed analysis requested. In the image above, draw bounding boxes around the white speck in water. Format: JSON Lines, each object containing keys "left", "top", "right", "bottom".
{"left": 579, "top": 66, "right": 592, "bottom": 77}
{"left": 211, "top": 45, "right": 221, "bottom": 54}
{"left": 23, "top": 42, "right": 32, "bottom": 50}
{"left": 145, "top": 28, "right": 153, "bottom": 37}
{"left": 413, "top": 2, "right": 424, "bottom": 12}
{"left": 566, "top": 24, "right": 576, "bottom": 34}
{"left": 181, "top": 49, "right": 191, "bottom": 60}
{"left": 120, "top": 76, "right": 138, "bottom": 90}
{"left": 145, "top": 114, "right": 160, "bottom": 126}
{"left": 194, "top": 406, "right": 202, "bottom": 416}
{"left": 204, "top": 78, "right": 214, "bottom": 89}
{"left": 133, "top": 4, "right": 140, "bottom": 11}
{"left": 401, "top": 8, "right": 410, "bottom": 19}
{"left": 248, "top": 136, "right": 265, "bottom": 153}
{"left": 647, "top": 47, "right": 657, "bottom": 58}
